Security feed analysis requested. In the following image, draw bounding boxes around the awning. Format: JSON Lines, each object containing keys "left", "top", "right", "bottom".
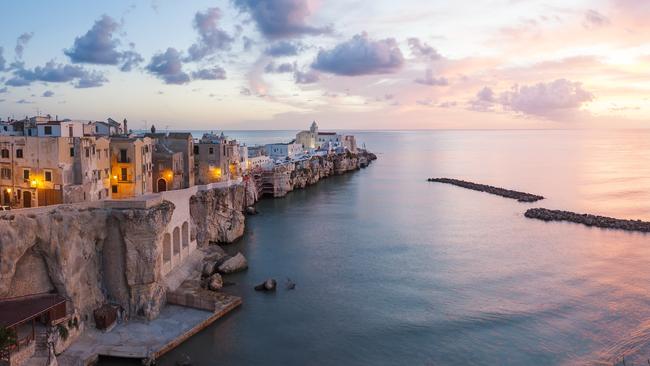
{"left": 0, "top": 293, "right": 66, "bottom": 328}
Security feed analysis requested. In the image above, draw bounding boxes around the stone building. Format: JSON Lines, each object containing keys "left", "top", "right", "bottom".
{"left": 0, "top": 135, "right": 111, "bottom": 208}
{"left": 109, "top": 137, "right": 153, "bottom": 199}
{"left": 194, "top": 133, "right": 242, "bottom": 184}
{"left": 145, "top": 132, "right": 195, "bottom": 188}
{"left": 152, "top": 142, "right": 184, "bottom": 193}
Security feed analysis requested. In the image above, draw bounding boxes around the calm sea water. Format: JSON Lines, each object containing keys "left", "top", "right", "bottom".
{"left": 153, "top": 130, "right": 650, "bottom": 365}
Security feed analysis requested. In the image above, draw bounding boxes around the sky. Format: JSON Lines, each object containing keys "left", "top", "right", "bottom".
{"left": 0, "top": 0, "right": 649, "bottom": 130}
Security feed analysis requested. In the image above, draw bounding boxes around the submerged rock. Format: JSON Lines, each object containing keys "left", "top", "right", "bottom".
{"left": 286, "top": 278, "right": 296, "bottom": 290}
{"left": 245, "top": 206, "right": 258, "bottom": 215}
{"left": 217, "top": 253, "right": 248, "bottom": 274}
{"left": 254, "top": 278, "right": 277, "bottom": 292}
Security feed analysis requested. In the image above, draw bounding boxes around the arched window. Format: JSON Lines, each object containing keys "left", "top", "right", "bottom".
{"left": 173, "top": 227, "right": 180, "bottom": 255}
{"left": 163, "top": 234, "right": 171, "bottom": 263}
{"left": 182, "top": 222, "right": 189, "bottom": 247}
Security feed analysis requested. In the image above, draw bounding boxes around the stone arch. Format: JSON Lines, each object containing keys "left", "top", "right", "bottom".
{"left": 163, "top": 233, "right": 171, "bottom": 263}
{"left": 182, "top": 222, "right": 189, "bottom": 248}
{"left": 173, "top": 227, "right": 180, "bottom": 255}
{"left": 157, "top": 178, "right": 167, "bottom": 192}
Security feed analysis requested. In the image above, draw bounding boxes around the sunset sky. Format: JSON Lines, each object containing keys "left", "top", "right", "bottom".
{"left": 0, "top": 0, "right": 649, "bottom": 130}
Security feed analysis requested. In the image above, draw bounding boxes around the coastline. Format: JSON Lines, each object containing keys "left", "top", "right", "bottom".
{"left": 0, "top": 149, "right": 376, "bottom": 366}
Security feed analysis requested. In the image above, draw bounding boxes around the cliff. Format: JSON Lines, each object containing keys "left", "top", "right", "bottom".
{"left": 190, "top": 183, "right": 247, "bottom": 246}
{"left": 266, "top": 150, "right": 375, "bottom": 197}
{"left": 0, "top": 184, "right": 249, "bottom": 326}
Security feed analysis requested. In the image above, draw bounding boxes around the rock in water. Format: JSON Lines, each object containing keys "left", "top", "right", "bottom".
{"left": 217, "top": 252, "right": 248, "bottom": 274}
{"left": 286, "top": 278, "right": 296, "bottom": 290}
{"left": 207, "top": 273, "right": 223, "bottom": 291}
{"left": 254, "top": 278, "right": 277, "bottom": 291}
{"left": 201, "top": 262, "right": 216, "bottom": 277}
{"left": 245, "top": 206, "right": 257, "bottom": 215}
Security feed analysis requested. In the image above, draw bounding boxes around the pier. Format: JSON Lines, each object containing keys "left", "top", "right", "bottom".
{"left": 427, "top": 178, "right": 544, "bottom": 202}
{"left": 525, "top": 208, "right": 650, "bottom": 233}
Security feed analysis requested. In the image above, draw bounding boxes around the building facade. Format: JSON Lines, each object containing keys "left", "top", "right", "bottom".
{"left": 109, "top": 137, "right": 153, "bottom": 199}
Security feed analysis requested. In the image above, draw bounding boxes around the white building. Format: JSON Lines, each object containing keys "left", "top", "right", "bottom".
{"left": 36, "top": 121, "right": 85, "bottom": 137}
{"left": 265, "top": 142, "right": 303, "bottom": 160}
{"left": 295, "top": 121, "right": 352, "bottom": 152}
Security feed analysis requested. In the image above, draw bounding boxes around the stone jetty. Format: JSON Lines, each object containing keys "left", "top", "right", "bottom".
{"left": 525, "top": 208, "right": 650, "bottom": 233}
{"left": 427, "top": 178, "right": 544, "bottom": 202}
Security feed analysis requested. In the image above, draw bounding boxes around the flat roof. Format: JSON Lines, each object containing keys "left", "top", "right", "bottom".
{"left": 0, "top": 293, "right": 66, "bottom": 328}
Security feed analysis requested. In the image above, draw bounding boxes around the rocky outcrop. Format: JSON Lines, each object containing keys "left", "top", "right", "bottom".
{"left": 0, "top": 201, "right": 174, "bottom": 323}
{"left": 254, "top": 278, "right": 277, "bottom": 292}
{"left": 265, "top": 150, "right": 376, "bottom": 197}
{"left": 217, "top": 253, "right": 248, "bottom": 274}
{"left": 525, "top": 208, "right": 650, "bottom": 233}
{"left": 427, "top": 178, "right": 544, "bottom": 202}
{"left": 190, "top": 184, "right": 247, "bottom": 246}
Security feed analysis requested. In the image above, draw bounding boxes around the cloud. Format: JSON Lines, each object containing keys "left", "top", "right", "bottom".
{"left": 0, "top": 48, "right": 5, "bottom": 71}
{"left": 265, "top": 41, "right": 300, "bottom": 56}
{"left": 16, "top": 99, "right": 33, "bottom": 104}
{"left": 64, "top": 15, "right": 143, "bottom": 71}
{"left": 499, "top": 79, "right": 593, "bottom": 117}
{"left": 191, "top": 66, "right": 227, "bottom": 80}
{"left": 265, "top": 61, "right": 294, "bottom": 73}
{"left": 312, "top": 33, "right": 404, "bottom": 76}
{"left": 120, "top": 49, "right": 144, "bottom": 72}
{"left": 15, "top": 32, "right": 34, "bottom": 59}
{"left": 469, "top": 87, "right": 497, "bottom": 111}
{"left": 583, "top": 9, "right": 609, "bottom": 28}
{"left": 5, "top": 60, "right": 105, "bottom": 87}
{"left": 415, "top": 69, "right": 448, "bottom": 86}
{"left": 42, "top": 90, "right": 54, "bottom": 97}
{"left": 146, "top": 48, "right": 190, "bottom": 84}
{"left": 75, "top": 71, "right": 107, "bottom": 88}
{"left": 294, "top": 69, "right": 319, "bottom": 84}
{"left": 0, "top": 87, "right": 6, "bottom": 93}
{"left": 407, "top": 37, "right": 441, "bottom": 60}
{"left": 233, "top": 0, "right": 329, "bottom": 39}
{"left": 186, "top": 8, "right": 234, "bottom": 62}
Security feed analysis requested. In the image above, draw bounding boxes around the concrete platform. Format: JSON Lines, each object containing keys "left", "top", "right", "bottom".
{"left": 59, "top": 297, "right": 241, "bottom": 366}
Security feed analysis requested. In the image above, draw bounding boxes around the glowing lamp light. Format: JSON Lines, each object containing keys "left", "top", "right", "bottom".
{"left": 113, "top": 175, "right": 118, "bottom": 180}
{"left": 6, "top": 188, "right": 11, "bottom": 193}
{"left": 30, "top": 179, "right": 39, "bottom": 187}
{"left": 166, "top": 172, "right": 173, "bottom": 179}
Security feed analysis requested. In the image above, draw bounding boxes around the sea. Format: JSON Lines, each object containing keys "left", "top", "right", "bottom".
{"left": 111, "top": 129, "right": 650, "bottom": 365}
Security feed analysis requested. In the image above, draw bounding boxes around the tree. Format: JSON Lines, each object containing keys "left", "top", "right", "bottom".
{"left": 0, "top": 326, "right": 16, "bottom": 350}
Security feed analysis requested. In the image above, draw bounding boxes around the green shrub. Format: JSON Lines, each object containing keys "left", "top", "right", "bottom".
{"left": 0, "top": 327, "right": 17, "bottom": 349}
{"left": 57, "top": 324, "right": 69, "bottom": 341}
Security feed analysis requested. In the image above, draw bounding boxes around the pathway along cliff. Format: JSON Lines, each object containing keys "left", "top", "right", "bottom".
{"left": 525, "top": 208, "right": 650, "bottom": 233}
{"left": 427, "top": 178, "right": 544, "bottom": 202}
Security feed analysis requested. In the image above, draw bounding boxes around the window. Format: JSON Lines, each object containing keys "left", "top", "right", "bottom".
{"left": 209, "top": 147, "right": 214, "bottom": 154}
{"left": 85, "top": 148, "right": 90, "bottom": 158}
{"left": 193, "top": 145, "right": 199, "bottom": 155}
{"left": 44, "top": 126, "right": 52, "bottom": 135}
{"left": 23, "top": 169, "right": 30, "bottom": 180}
{"left": 1, "top": 168, "right": 11, "bottom": 179}
{"left": 121, "top": 167, "right": 127, "bottom": 181}
{"left": 92, "top": 146, "right": 95, "bottom": 155}
{"left": 15, "top": 149, "right": 22, "bottom": 158}
{"left": 1, "top": 149, "right": 8, "bottom": 158}
{"left": 70, "top": 147, "right": 75, "bottom": 157}
{"left": 145, "top": 145, "right": 149, "bottom": 153}
{"left": 119, "top": 149, "right": 127, "bottom": 163}
{"left": 44, "top": 170, "right": 52, "bottom": 182}
{"left": 112, "top": 185, "right": 118, "bottom": 193}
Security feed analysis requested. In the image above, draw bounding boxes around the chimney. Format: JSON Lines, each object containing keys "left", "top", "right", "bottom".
{"left": 123, "top": 118, "right": 128, "bottom": 134}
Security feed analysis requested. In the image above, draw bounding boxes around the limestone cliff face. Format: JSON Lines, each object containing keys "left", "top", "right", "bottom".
{"left": 190, "top": 184, "right": 247, "bottom": 246}
{"left": 0, "top": 202, "right": 175, "bottom": 323}
{"left": 273, "top": 151, "right": 373, "bottom": 196}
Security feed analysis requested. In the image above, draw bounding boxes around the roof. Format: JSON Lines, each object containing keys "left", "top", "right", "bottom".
{"left": 318, "top": 132, "right": 337, "bottom": 136}
{"left": 167, "top": 132, "right": 193, "bottom": 139}
{"left": 0, "top": 293, "right": 66, "bottom": 328}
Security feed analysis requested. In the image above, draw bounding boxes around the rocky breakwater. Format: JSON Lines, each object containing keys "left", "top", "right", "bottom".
{"left": 0, "top": 201, "right": 174, "bottom": 324}
{"left": 525, "top": 208, "right": 650, "bottom": 233}
{"left": 427, "top": 178, "right": 544, "bottom": 202}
